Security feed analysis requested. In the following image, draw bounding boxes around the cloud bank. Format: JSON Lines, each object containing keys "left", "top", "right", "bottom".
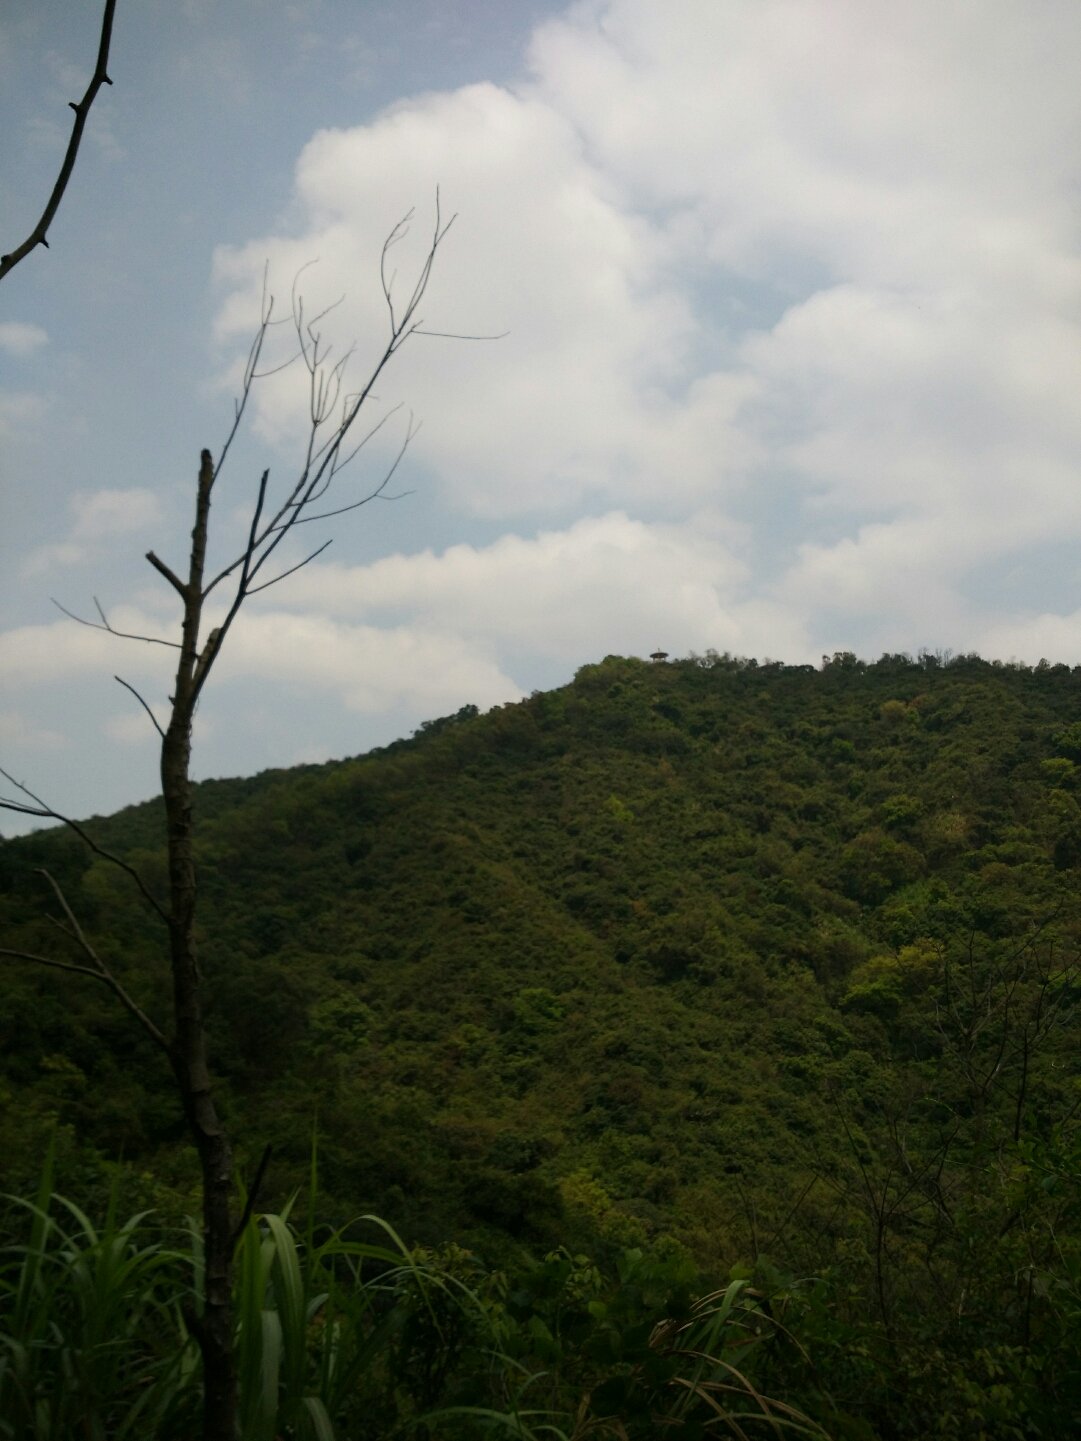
{"left": 5, "top": 0, "right": 1081, "bottom": 831}
{"left": 209, "top": 0, "right": 1081, "bottom": 682}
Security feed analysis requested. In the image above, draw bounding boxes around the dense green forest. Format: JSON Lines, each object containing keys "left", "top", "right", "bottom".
{"left": 3, "top": 649, "right": 1080, "bottom": 1437}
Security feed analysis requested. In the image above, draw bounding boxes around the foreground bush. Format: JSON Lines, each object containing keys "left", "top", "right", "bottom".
{"left": 0, "top": 1166, "right": 826, "bottom": 1440}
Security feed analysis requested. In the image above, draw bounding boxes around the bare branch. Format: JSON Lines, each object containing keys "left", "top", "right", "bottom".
{"left": 248, "top": 350, "right": 302, "bottom": 382}
{"left": 45, "top": 911, "right": 86, "bottom": 949}
{"left": 290, "top": 416, "right": 418, "bottom": 526}
{"left": 292, "top": 487, "right": 414, "bottom": 527}
{"left": 413, "top": 327, "right": 510, "bottom": 341}
{"left": 215, "top": 267, "right": 275, "bottom": 483}
{"left": 2, "top": 197, "right": 476, "bottom": 1438}
{"left": 0, "top": 0, "right": 118, "bottom": 283}
{"left": 188, "top": 464, "right": 269, "bottom": 704}
{"left": 200, "top": 197, "right": 460, "bottom": 618}
{"left": 0, "top": 868, "right": 172, "bottom": 1056}
{"left": 1, "top": 947, "right": 116, "bottom": 983}
{"left": 52, "top": 596, "right": 182, "bottom": 650}
{"left": 145, "top": 551, "right": 188, "bottom": 598}
{"left": 314, "top": 402, "right": 404, "bottom": 489}
{"left": 0, "top": 771, "right": 65, "bottom": 818}
{"left": 40, "top": 871, "right": 97, "bottom": 954}
{"left": 0, "top": 768, "right": 169, "bottom": 926}
{"left": 380, "top": 208, "right": 415, "bottom": 333}
{"left": 394, "top": 194, "right": 453, "bottom": 341}
{"left": 115, "top": 674, "right": 166, "bottom": 741}
{"left": 246, "top": 540, "right": 332, "bottom": 595}
{"left": 200, "top": 469, "right": 270, "bottom": 604}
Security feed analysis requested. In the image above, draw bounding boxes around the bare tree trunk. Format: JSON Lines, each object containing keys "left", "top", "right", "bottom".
{"left": 1, "top": 210, "right": 459, "bottom": 1439}
{"left": 162, "top": 450, "right": 236, "bottom": 1441}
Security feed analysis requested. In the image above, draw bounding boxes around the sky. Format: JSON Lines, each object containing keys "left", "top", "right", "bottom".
{"left": 2, "top": 0, "right": 1081, "bottom": 834}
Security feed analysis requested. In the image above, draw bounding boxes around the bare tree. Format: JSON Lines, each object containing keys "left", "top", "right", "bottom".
{"left": 1, "top": 0, "right": 118, "bottom": 284}
{"left": 0, "top": 200, "right": 458, "bottom": 1440}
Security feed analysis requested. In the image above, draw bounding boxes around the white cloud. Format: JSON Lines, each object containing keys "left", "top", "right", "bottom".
{"left": 740, "top": 285, "right": 1081, "bottom": 533}
{"left": 0, "top": 390, "right": 46, "bottom": 438}
{"left": 212, "top": 80, "right": 749, "bottom": 519}
{"left": 104, "top": 708, "right": 171, "bottom": 745}
{"left": 21, "top": 488, "right": 166, "bottom": 577}
{"left": 528, "top": 0, "right": 1081, "bottom": 292}
{"left": 10, "top": 0, "right": 1081, "bottom": 842}
{"left": 0, "top": 609, "right": 177, "bottom": 687}
{"left": 219, "top": 610, "right": 521, "bottom": 715}
{"left": 70, "top": 488, "right": 163, "bottom": 540}
{"left": 205, "top": 0, "right": 1081, "bottom": 676}
{"left": 263, "top": 509, "right": 803, "bottom": 666}
{"left": 0, "top": 710, "right": 66, "bottom": 752}
{"left": 21, "top": 544, "right": 85, "bottom": 578}
{"left": 977, "top": 610, "right": 1081, "bottom": 666}
{"left": 0, "top": 322, "right": 48, "bottom": 357}
{"left": 523, "top": 0, "right": 1081, "bottom": 648}
{"left": 1, "top": 507, "right": 811, "bottom": 811}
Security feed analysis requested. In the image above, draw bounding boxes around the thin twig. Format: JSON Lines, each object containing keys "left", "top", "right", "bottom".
{"left": 246, "top": 540, "right": 332, "bottom": 595}
{"left": 306, "top": 402, "right": 403, "bottom": 501}
{"left": 0, "top": 0, "right": 118, "bottom": 282}
{"left": 289, "top": 421, "right": 417, "bottom": 526}
{"left": 52, "top": 596, "right": 182, "bottom": 650}
{"left": 0, "top": 768, "right": 169, "bottom": 926}
{"left": 201, "top": 199, "right": 458, "bottom": 608}
{"left": 201, "top": 469, "right": 269, "bottom": 603}
{"left": 114, "top": 675, "right": 166, "bottom": 741}
{"left": 1, "top": 869, "right": 172, "bottom": 1055}
{"left": 0, "top": 947, "right": 115, "bottom": 982}
{"left": 413, "top": 327, "right": 510, "bottom": 340}
{"left": 215, "top": 268, "right": 274, "bottom": 482}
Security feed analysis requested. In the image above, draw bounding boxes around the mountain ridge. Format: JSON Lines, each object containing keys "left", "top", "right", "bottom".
{"left": 3, "top": 649, "right": 1079, "bottom": 1249}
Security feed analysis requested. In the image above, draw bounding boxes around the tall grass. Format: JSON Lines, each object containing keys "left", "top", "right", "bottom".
{"left": 1, "top": 1158, "right": 828, "bottom": 1440}
{"left": 0, "top": 1145, "right": 194, "bottom": 1439}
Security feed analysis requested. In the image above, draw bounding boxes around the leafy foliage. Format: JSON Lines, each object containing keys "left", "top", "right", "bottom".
{"left": 2, "top": 650, "right": 1081, "bottom": 1433}
{"left": 1, "top": 1164, "right": 824, "bottom": 1439}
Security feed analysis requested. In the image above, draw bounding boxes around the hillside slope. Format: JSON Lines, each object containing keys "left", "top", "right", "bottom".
{"left": 3, "top": 650, "right": 1079, "bottom": 1242}
{"left": 5, "top": 648, "right": 1081, "bottom": 1430}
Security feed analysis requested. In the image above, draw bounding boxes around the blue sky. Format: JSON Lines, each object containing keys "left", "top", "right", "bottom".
{"left": 3, "top": 0, "right": 1081, "bottom": 832}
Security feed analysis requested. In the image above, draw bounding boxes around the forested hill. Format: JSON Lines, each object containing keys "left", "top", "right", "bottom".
{"left": 3, "top": 650, "right": 1081, "bottom": 1420}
